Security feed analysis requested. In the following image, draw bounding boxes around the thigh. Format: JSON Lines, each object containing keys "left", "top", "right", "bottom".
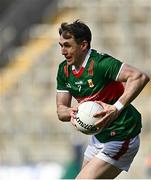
{"left": 76, "top": 156, "right": 121, "bottom": 179}
{"left": 81, "top": 159, "right": 89, "bottom": 169}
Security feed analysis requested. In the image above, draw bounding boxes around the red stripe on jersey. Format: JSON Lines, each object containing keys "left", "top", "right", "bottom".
{"left": 112, "top": 139, "right": 130, "bottom": 160}
{"left": 64, "top": 65, "right": 69, "bottom": 77}
{"left": 88, "top": 60, "right": 94, "bottom": 75}
{"left": 72, "top": 67, "right": 85, "bottom": 78}
{"left": 76, "top": 81, "right": 124, "bottom": 103}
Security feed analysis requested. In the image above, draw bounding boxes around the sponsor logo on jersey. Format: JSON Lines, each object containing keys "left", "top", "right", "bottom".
{"left": 66, "top": 83, "right": 71, "bottom": 88}
{"left": 88, "top": 79, "right": 94, "bottom": 88}
{"left": 75, "top": 81, "right": 83, "bottom": 85}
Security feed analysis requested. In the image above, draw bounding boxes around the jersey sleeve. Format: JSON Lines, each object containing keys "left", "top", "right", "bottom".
{"left": 56, "top": 63, "right": 69, "bottom": 92}
{"left": 98, "top": 54, "right": 123, "bottom": 81}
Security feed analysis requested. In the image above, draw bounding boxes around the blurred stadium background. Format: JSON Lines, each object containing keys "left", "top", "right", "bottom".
{"left": 0, "top": 0, "right": 151, "bottom": 179}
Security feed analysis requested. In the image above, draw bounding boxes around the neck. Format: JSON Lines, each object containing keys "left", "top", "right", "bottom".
{"left": 74, "top": 49, "right": 89, "bottom": 69}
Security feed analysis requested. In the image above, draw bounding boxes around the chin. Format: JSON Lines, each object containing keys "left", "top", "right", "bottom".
{"left": 67, "top": 61, "right": 73, "bottom": 66}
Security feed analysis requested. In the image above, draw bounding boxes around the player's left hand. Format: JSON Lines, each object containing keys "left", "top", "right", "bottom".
{"left": 93, "top": 101, "right": 120, "bottom": 128}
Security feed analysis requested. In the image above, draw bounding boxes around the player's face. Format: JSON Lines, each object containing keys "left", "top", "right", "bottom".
{"left": 59, "top": 35, "right": 87, "bottom": 67}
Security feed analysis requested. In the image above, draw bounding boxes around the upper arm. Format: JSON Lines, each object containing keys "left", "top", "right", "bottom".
{"left": 117, "top": 64, "right": 142, "bottom": 82}
{"left": 56, "top": 91, "right": 72, "bottom": 108}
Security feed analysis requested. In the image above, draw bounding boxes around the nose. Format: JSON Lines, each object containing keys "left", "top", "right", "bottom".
{"left": 61, "top": 47, "right": 67, "bottom": 56}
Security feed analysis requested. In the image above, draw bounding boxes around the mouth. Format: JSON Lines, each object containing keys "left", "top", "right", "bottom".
{"left": 65, "top": 56, "right": 72, "bottom": 62}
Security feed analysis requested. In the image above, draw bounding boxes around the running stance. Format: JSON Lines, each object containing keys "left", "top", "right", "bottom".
{"left": 56, "top": 20, "right": 150, "bottom": 179}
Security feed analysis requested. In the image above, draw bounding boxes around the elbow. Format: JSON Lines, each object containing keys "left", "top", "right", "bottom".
{"left": 57, "top": 115, "right": 64, "bottom": 122}
{"left": 58, "top": 116, "right": 64, "bottom": 122}
{"left": 56, "top": 109, "right": 70, "bottom": 122}
{"left": 56, "top": 105, "right": 64, "bottom": 121}
{"left": 56, "top": 110, "right": 64, "bottom": 121}
{"left": 141, "top": 73, "right": 150, "bottom": 86}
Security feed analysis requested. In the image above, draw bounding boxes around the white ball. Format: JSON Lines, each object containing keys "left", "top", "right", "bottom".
{"left": 75, "top": 101, "right": 104, "bottom": 135}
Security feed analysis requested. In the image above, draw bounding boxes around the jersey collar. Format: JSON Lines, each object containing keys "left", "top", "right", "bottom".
{"left": 72, "top": 49, "right": 91, "bottom": 78}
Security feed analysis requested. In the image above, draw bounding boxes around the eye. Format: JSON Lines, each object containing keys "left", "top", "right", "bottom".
{"left": 64, "top": 44, "right": 71, "bottom": 48}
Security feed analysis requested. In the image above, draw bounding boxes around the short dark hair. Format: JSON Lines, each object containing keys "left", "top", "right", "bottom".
{"left": 59, "top": 20, "right": 92, "bottom": 49}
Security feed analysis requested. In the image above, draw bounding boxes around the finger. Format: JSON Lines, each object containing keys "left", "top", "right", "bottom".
{"left": 70, "top": 116, "right": 76, "bottom": 123}
{"left": 70, "top": 118, "right": 77, "bottom": 128}
{"left": 93, "top": 111, "right": 106, "bottom": 117}
{"left": 94, "top": 114, "right": 108, "bottom": 127}
{"left": 70, "top": 109, "right": 77, "bottom": 117}
{"left": 95, "top": 120, "right": 106, "bottom": 127}
{"left": 71, "top": 114, "right": 77, "bottom": 119}
{"left": 72, "top": 107, "right": 78, "bottom": 112}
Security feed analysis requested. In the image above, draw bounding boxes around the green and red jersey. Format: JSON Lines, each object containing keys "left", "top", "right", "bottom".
{"left": 56, "top": 49, "right": 142, "bottom": 142}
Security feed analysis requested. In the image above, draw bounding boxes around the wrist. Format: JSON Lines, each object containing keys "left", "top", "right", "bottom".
{"left": 114, "top": 101, "right": 124, "bottom": 111}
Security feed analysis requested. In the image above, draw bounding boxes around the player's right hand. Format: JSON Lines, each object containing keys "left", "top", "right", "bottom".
{"left": 70, "top": 107, "right": 78, "bottom": 128}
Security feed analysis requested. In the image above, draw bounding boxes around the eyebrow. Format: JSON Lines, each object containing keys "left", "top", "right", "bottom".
{"left": 59, "top": 41, "right": 70, "bottom": 46}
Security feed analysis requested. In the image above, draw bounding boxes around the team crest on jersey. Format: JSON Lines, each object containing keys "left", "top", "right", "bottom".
{"left": 87, "top": 79, "right": 94, "bottom": 88}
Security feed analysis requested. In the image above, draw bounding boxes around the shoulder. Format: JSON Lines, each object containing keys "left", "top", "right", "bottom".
{"left": 91, "top": 50, "right": 123, "bottom": 79}
{"left": 57, "top": 60, "right": 68, "bottom": 79}
{"left": 57, "top": 60, "right": 67, "bottom": 74}
{"left": 58, "top": 60, "right": 67, "bottom": 69}
{"left": 91, "top": 49, "right": 116, "bottom": 63}
{"left": 93, "top": 50, "right": 122, "bottom": 67}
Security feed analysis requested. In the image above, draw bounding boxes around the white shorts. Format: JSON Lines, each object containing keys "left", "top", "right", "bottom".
{"left": 84, "top": 135, "right": 140, "bottom": 171}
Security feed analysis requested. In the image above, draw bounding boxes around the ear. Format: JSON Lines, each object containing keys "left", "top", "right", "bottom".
{"left": 80, "top": 40, "right": 88, "bottom": 51}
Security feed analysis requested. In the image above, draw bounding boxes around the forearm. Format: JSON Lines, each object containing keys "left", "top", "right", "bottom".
{"left": 118, "top": 72, "right": 150, "bottom": 107}
{"left": 57, "top": 104, "right": 72, "bottom": 122}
